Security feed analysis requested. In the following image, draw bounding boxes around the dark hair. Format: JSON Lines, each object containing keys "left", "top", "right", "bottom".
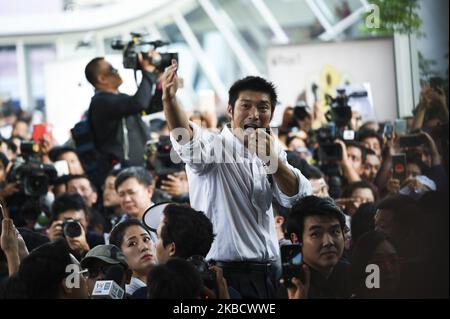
{"left": 85, "top": 57, "right": 104, "bottom": 86}
{"left": 286, "top": 151, "right": 323, "bottom": 179}
{"left": 287, "top": 196, "right": 346, "bottom": 241}
{"left": 286, "top": 135, "right": 304, "bottom": 149}
{"left": 406, "top": 154, "right": 427, "bottom": 174}
{"left": 160, "top": 204, "right": 215, "bottom": 259}
{"left": 376, "top": 195, "right": 420, "bottom": 232}
{"left": 350, "top": 202, "right": 377, "bottom": 244}
{"left": 342, "top": 180, "right": 378, "bottom": 201}
{"left": 147, "top": 258, "right": 203, "bottom": 299}
{"left": 107, "top": 168, "right": 122, "bottom": 178}
{"left": 228, "top": 76, "right": 277, "bottom": 114}
{"left": 51, "top": 192, "right": 87, "bottom": 221}
{"left": 350, "top": 231, "right": 397, "bottom": 297}
{"left": 109, "top": 219, "right": 148, "bottom": 248}
{"left": 357, "top": 129, "right": 383, "bottom": 150}
{"left": 345, "top": 141, "right": 367, "bottom": 163}
{"left": 115, "top": 166, "right": 152, "bottom": 191}
{"left": 65, "top": 174, "right": 97, "bottom": 193}
{"left": 15, "top": 239, "right": 72, "bottom": 299}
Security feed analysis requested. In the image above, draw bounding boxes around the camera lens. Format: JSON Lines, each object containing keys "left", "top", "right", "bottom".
{"left": 63, "top": 220, "right": 82, "bottom": 238}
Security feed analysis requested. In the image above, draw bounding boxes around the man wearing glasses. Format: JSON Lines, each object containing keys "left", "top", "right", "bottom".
{"left": 80, "top": 244, "right": 131, "bottom": 298}
{"left": 85, "top": 52, "right": 161, "bottom": 172}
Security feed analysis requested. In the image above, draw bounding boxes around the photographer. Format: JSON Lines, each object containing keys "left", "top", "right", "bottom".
{"left": 47, "top": 193, "right": 104, "bottom": 259}
{"left": 85, "top": 52, "right": 161, "bottom": 169}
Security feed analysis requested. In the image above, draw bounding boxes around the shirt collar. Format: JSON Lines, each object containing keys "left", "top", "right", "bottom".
{"left": 220, "top": 124, "right": 249, "bottom": 158}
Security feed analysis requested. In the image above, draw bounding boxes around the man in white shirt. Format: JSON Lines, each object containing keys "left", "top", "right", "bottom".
{"left": 162, "top": 60, "right": 312, "bottom": 298}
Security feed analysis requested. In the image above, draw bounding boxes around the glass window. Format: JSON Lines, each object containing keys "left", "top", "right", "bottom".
{"left": 25, "top": 44, "right": 57, "bottom": 110}
{"left": 0, "top": 46, "right": 20, "bottom": 110}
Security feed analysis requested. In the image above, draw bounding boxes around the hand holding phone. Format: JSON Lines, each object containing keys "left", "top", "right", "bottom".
{"left": 392, "top": 154, "right": 407, "bottom": 182}
{"left": 281, "top": 244, "right": 305, "bottom": 288}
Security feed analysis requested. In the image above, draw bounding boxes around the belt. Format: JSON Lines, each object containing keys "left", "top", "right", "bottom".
{"left": 214, "top": 261, "right": 273, "bottom": 272}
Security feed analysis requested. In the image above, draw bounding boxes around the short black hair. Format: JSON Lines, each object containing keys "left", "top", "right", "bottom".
{"left": 107, "top": 168, "right": 122, "bottom": 178}
{"left": 342, "top": 180, "right": 378, "bottom": 201}
{"left": 15, "top": 239, "right": 72, "bottom": 299}
{"left": 85, "top": 57, "right": 104, "bottom": 86}
{"left": 147, "top": 258, "right": 203, "bottom": 299}
{"left": 115, "top": 166, "right": 153, "bottom": 191}
{"left": 51, "top": 192, "right": 87, "bottom": 221}
{"left": 357, "top": 129, "right": 383, "bottom": 149}
{"left": 161, "top": 204, "right": 215, "bottom": 259}
{"left": 65, "top": 174, "right": 97, "bottom": 193}
{"left": 109, "top": 219, "right": 148, "bottom": 249}
{"left": 228, "top": 76, "right": 278, "bottom": 114}
{"left": 287, "top": 196, "right": 346, "bottom": 242}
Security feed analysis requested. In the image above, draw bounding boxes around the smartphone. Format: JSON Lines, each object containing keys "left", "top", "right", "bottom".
{"left": 383, "top": 122, "right": 394, "bottom": 140}
{"left": 281, "top": 244, "right": 304, "bottom": 288}
{"left": 394, "top": 119, "right": 407, "bottom": 136}
{"left": 399, "top": 134, "right": 427, "bottom": 148}
{"left": 54, "top": 160, "right": 70, "bottom": 177}
{"left": 155, "top": 174, "right": 168, "bottom": 189}
{"left": 392, "top": 154, "right": 407, "bottom": 182}
{"left": 32, "top": 124, "right": 53, "bottom": 144}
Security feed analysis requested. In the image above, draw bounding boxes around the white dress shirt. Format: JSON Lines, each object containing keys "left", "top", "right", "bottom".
{"left": 171, "top": 122, "right": 312, "bottom": 262}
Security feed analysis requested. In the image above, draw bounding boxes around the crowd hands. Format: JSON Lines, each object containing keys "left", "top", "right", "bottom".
{"left": 0, "top": 58, "right": 448, "bottom": 299}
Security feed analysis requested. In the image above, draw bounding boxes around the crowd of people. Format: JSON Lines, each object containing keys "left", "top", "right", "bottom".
{"left": 0, "top": 52, "right": 448, "bottom": 299}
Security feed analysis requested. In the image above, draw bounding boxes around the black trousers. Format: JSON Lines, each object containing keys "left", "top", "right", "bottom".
{"left": 215, "top": 261, "right": 277, "bottom": 299}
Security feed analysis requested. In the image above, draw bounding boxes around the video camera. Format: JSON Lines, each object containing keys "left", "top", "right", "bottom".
{"left": 325, "top": 89, "right": 367, "bottom": 128}
{"left": 7, "top": 141, "right": 57, "bottom": 197}
{"left": 111, "top": 33, "right": 178, "bottom": 71}
{"left": 145, "top": 136, "right": 184, "bottom": 189}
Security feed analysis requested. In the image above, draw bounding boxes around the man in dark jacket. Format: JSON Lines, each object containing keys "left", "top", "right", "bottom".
{"left": 85, "top": 53, "right": 161, "bottom": 168}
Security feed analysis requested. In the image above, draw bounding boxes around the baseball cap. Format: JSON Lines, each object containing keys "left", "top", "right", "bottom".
{"left": 81, "top": 244, "right": 128, "bottom": 269}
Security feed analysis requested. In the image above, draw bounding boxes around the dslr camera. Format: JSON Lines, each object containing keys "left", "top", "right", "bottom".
{"left": 7, "top": 141, "right": 57, "bottom": 197}
{"left": 62, "top": 218, "right": 82, "bottom": 238}
{"left": 111, "top": 32, "right": 178, "bottom": 71}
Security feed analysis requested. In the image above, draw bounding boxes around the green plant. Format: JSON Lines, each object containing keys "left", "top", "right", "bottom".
{"left": 361, "top": 0, "right": 424, "bottom": 37}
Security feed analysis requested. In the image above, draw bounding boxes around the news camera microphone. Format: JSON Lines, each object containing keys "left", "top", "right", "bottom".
{"left": 91, "top": 265, "right": 125, "bottom": 299}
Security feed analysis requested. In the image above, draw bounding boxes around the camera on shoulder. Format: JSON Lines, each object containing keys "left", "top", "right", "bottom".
{"left": 111, "top": 32, "right": 178, "bottom": 71}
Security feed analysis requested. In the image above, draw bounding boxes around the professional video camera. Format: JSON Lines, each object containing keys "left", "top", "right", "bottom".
{"left": 111, "top": 33, "right": 178, "bottom": 71}
{"left": 7, "top": 141, "right": 57, "bottom": 197}
{"left": 325, "top": 89, "right": 367, "bottom": 128}
{"left": 145, "top": 136, "right": 184, "bottom": 189}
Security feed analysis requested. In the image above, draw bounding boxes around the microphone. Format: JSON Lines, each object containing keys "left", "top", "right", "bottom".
{"left": 91, "top": 265, "right": 125, "bottom": 299}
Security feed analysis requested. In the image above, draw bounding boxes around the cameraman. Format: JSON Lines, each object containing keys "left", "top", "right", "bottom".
{"left": 85, "top": 52, "right": 161, "bottom": 168}
{"left": 47, "top": 193, "right": 104, "bottom": 259}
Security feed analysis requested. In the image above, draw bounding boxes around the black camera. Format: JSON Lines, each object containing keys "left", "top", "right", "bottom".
{"left": 186, "top": 255, "right": 217, "bottom": 292}
{"left": 111, "top": 33, "right": 178, "bottom": 71}
{"left": 7, "top": 141, "right": 57, "bottom": 197}
{"left": 62, "top": 218, "right": 82, "bottom": 238}
{"left": 153, "top": 136, "right": 184, "bottom": 189}
{"left": 315, "top": 123, "right": 343, "bottom": 163}
{"left": 325, "top": 89, "right": 367, "bottom": 128}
